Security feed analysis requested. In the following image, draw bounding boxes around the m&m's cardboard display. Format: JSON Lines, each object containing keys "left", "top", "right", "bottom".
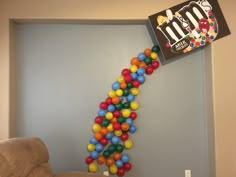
{"left": 149, "top": 0, "right": 230, "bottom": 64}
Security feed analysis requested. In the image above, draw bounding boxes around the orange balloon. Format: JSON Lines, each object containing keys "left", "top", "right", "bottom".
{"left": 113, "top": 152, "right": 122, "bottom": 160}
{"left": 111, "top": 117, "right": 118, "bottom": 123}
{"left": 112, "top": 96, "right": 120, "bottom": 104}
{"left": 120, "top": 82, "right": 127, "bottom": 89}
{"left": 94, "top": 132, "right": 103, "bottom": 140}
{"left": 106, "top": 157, "right": 115, "bottom": 166}
{"left": 100, "top": 127, "right": 108, "bottom": 135}
{"left": 97, "top": 155, "right": 105, "bottom": 164}
{"left": 131, "top": 57, "right": 140, "bottom": 66}
{"left": 139, "top": 61, "right": 147, "bottom": 69}
{"left": 121, "top": 122, "right": 130, "bottom": 131}
{"left": 144, "top": 48, "right": 152, "bottom": 56}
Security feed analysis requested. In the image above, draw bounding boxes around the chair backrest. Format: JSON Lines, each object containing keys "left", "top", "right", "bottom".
{"left": 0, "top": 137, "right": 53, "bottom": 177}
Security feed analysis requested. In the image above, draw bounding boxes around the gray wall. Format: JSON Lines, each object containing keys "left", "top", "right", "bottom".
{"left": 16, "top": 24, "right": 209, "bottom": 177}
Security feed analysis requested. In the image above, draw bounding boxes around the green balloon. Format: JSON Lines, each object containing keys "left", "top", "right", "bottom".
{"left": 122, "top": 102, "right": 130, "bottom": 109}
{"left": 144, "top": 57, "right": 152, "bottom": 65}
{"left": 108, "top": 144, "right": 116, "bottom": 154}
{"left": 102, "top": 119, "right": 110, "bottom": 127}
{"left": 152, "top": 45, "right": 160, "bottom": 53}
{"left": 115, "top": 103, "right": 122, "bottom": 110}
{"left": 127, "top": 82, "right": 133, "bottom": 89}
{"left": 122, "top": 88, "right": 130, "bottom": 96}
{"left": 116, "top": 144, "right": 124, "bottom": 153}
{"left": 118, "top": 116, "right": 125, "bottom": 123}
{"left": 103, "top": 150, "right": 110, "bottom": 158}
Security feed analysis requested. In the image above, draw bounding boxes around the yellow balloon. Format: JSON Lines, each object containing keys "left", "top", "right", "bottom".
{"left": 130, "top": 101, "right": 139, "bottom": 110}
{"left": 108, "top": 90, "right": 116, "bottom": 98}
{"left": 109, "top": 164, "right": 118, "bottom": 174}
{"left": 115, "top": 89, "right": 123, "bottom": 96}
{"left": 114, "top": 130, "right": 122, "bottom": 137}
{"left": 150, "top": 52, "right": 158, "bottom": 60}
{"left": 130, "top": 88, "right": 139, "bottom": 96}
{"left": 89, "top": 162, "right": 97, "bottom": 173}
{"left": 105, "top": 112, "right": 113, "bottom": 120}
{"left": 92, "top": 124, "right": 101, "bottom": 132}
{"left": 117, "top": 76, "right": 124, "bottom": 83}
{"left": 124, "top": 139, "right": 133, "bottom": 149}
{"left": 121, "top": 109, "right": 131, "bottom": 118}
{"left": 130, "top": 65, "right": 138, "bottom": 73}
{"left": 107, "top": 123, "right": 113, "bottom": 132}
{"left": 87, "top": 144, "right": 96, "bottom": 151}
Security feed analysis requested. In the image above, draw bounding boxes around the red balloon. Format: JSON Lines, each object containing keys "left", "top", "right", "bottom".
{"left": 100, "top": 102, "right": 108, "bottom": 110}
{"left": 124, "top": 162, "right": 132, "bottom": 171}
{"left": 145, "top": 66, "right": 154, "bottom": 75}
{"left": 121, "top": 133, "right": 129, "bottom": 141}
{"left": 113, "top": 122, "right": 121, "bottom": 130}
{"left": 105, "top": 97, "right": 113, "bottom": 105}
{"left": 85, "top": 156, "right": 94, "bottom": 164}
{"left": 113, "top": 110, "right": 121, "bottom": 117}
{"left": 95, "top": 116, "right": 103, "bottom": 124}
{"left": 99, "top": 137, "right": 109, "bottom": 146}
{"left": 117, "top": 167, "right": 126, "bottom": 176}
{"left": 121, "top": 68, "right": 131, "bottom": 76}
{"left": 130, "top": 112, "right": 137, "bottom": 120}
{"left": 124, "top": 75, "right": 132, "bottom": 83}
{"left": 132, "top": 80, "right": 140, "bottom": 88}
{"left": 151, "top": 60, "right": 160, "bottom": 69}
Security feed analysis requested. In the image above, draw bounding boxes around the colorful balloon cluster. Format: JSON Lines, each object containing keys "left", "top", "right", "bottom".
{"left": 86, "top": 45, "right": 160, "bottom": 176}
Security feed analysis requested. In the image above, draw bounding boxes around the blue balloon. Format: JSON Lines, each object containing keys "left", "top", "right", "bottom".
{"left": 119, "top": 96, "right": 124, "bottom": 102}
{"left": 137, "top": 53, "right": 146, "bottom": 61}
{"left": 121, "top": 154, "right": 130, "bottom": 163}
{"left": 127, "top": 94, "right": 135, "bottom": 102}
{"left": 106, "top": 132, "right": 114, "bottom": 139}
{"left": 107, "top": 104, "right": 115, "bottom": 112}
{"left": 126, "top": 118, "right": 133, "bottom": 126}
{"left": 90, "top": 137, "right": 98, "bottom": 145}
{"left": 111, "top": 136, "right": 120, "bottom": 144}
{"left": 90, "top": 151, "right": 99, "bottom": 159}
{"left": 131, "top": 73, "right": 138, "bottom": 80}
{"left": 129, "top": 125, "right": 137, "bottom": 133}
{"left": 115, "top": 160, "right": 123, "bottom": 168}
{"left": 98, "top": 109, "right": 106, "bottom": 117}
{"left": 112, "top": 82, "right": 120, "bottom": 90}
{"left": 137, "top": 67, "right": 145, "bottom": 76}
{"left": 95, "top": 143, "right": 104, "bottom": 153}
{"left": 137, "top": 75, "right": 145, "bottom": 84}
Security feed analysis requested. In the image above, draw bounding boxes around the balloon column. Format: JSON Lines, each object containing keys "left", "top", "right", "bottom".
{"left": 86, "top": 45, "right": 160, "bottom": 176}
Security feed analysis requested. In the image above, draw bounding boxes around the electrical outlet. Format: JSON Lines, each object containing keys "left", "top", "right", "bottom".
{"left": 103, "top": 171, "right": 109, "bottom": 176}
{"left": 185, "top": 170, "right": 191, "bottom": 177}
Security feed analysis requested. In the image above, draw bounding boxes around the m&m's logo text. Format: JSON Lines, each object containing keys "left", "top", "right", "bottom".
{"left": 156, "top": 0, "right": 218, "bottom": 53}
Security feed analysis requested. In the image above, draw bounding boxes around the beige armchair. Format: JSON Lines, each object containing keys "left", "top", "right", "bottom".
{"left": 0, "top": 137, "right": 105, "bottom": 177}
